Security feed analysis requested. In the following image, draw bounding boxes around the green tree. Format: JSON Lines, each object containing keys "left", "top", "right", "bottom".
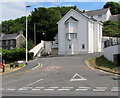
{"left": 2, "top": 16, "right": 26, "bottom": 34}
{"left": 103, "top": 20, "right": 120, "bottom": 37}
{"left": 1, "top": 6, "right": 81, "bottom": 44}
{"left": 21, "top": 40, "right": 35, "bottom": 51}
{"left": 103, "top": 1, "right": 120, "bottom": 15}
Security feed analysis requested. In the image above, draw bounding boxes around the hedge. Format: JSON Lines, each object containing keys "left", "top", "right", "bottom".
{"left": 2, "top": 48, "right": 33, "bottom": 62}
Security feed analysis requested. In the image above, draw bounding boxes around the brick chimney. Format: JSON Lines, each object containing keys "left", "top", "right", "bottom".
{"left": 19, "top": 31, "right": 23, "bottom": 35}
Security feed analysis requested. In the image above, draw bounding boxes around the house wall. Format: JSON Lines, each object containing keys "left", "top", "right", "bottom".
{"left": 44, "top": 41, "right": 53, "bottom": 54}
{"left": 2, "top": 40, "right": 16, "bottom": 50}
{"left": 91, "top": 9, "right": 111, "bottom": 22}
{"left": 58, "top": 11, "right": 89, "bottom": 55}
{"left": 106, "top": 9, "right": 111, "bottom": 21}
{"left": 51, "top": 48, "right": 58, "bottom": 55}
{"left": 16, "top": 35, "right": 25, "bottom": 48}
{"left": 88, "top": 21, "right": 94, "bottom": 53}
{"left": 93, "top": 23, "right": 102, "bottom": 52}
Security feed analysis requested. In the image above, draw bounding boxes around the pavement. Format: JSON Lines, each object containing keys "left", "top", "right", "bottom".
{"left": 1, "top": 53, "right": 119, "bottom": 97}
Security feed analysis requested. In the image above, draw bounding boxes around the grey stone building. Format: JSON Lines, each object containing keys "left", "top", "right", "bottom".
{"left": 0, "top": 32, "right": 25, "bottom": 50}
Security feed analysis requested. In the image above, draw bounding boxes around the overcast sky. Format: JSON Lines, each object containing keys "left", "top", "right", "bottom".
{"left": 1, "top": 0, "right": 120, "bottom": 23}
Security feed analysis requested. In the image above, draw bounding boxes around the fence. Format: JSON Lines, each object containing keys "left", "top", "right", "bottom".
{"left": 104, "top": 37, "right": 120, "bottom": 48}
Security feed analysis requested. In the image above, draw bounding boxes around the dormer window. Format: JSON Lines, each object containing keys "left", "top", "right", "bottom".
{"left": 98, "top": 15, "right": 102, "bottom": 18}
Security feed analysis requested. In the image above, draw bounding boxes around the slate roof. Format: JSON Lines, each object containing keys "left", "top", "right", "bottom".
{"left": 84, "top": 8, "right": 109, "bottom": 16}
{"left": 57, "top": 9, "right": 102, "bottom": 24}
{"left": 0, "top": 33, "right": 21, "bottom": 40}
{"left": 109, "top": 14, "right": 120, "bottom": 22}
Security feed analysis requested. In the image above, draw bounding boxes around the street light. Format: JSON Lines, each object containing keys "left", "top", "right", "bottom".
{"left": 26, "top": 5, "right": 31, "bottom": 65}
{"left": 42, "top": 32, "right": 46, "bottom": 41}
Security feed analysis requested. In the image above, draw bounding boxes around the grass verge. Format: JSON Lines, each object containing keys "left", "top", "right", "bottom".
{"left": 86, "top": 56, "right": 120, "bottom": 74}
{"left": 0, "top": 64, "right": 25, "bottom": 75}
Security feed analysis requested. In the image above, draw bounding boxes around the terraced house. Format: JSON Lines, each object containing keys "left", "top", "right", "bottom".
{"left": 0, "top": 32, "right": 25, "bottom": 50}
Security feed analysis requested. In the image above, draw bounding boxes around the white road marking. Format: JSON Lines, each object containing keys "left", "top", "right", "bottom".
{"left": 31, "top": 89, "right": 40, "bottom": 91}
{"left": 35, "top": 87, "right": 45, "bottom": 89}
{"left": 18, "top": 88, "right": 28, "bottom": 91}
{"left": 0, "top": 88, "right": 5, "bottom": 90}
{"left": 23, "top": 87, "right": 33, "bottom": 89}
{"left": 76, "top": 89, "right": 88, "bottom": 91}
{"left": 78, "top": 87, "right": 90, "bottom": 89}
{"left": 48, "top": 87, "right": 59, "bottom": 89}
{"left": 85, "top": 60, "right": 95, "bottom": 70}
{"left": 6, "top": 88, "right": 16, "bottom": 91}
{"left": 27, "top": 78, "right": 43, "bottom": 86}
{"left": 44, "top": 89, "right": 55, "bottom": 91}
{"left": 31, "top": 63, "right": 42, "bottom": 70}
{"left": 111, "top": 87, "right": 120, "bottom": 92}
{"left": 70, "top": 73, "right": 87, "bottom": 81}
{"left": 76, "top": 87, "right": 90, "bottom": 91}
{"left": 61, "top": 87, "right": 73, "bottom": 89}
{"left": 57, "top": 89, "right": 70, "bottom": 91}
{"left": 93, "top": 87, "right": 107, "bottom": 92}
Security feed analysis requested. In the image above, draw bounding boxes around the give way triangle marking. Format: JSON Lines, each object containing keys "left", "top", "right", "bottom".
{"left": 70, "top": 73, "right": 87, "bottom": 81}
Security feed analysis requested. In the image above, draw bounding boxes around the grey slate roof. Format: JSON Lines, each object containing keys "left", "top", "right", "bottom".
{"left": 109, "top": 14, "right": 120, "bottom": 22}
{"left": 0, "top": 33, "right": 21, "bottom": 40}
{"left": 57, "top": 9, "right": 101, "bottom": 24}
{"left": 84, "top": 8, "right": 109, "bottom": 16}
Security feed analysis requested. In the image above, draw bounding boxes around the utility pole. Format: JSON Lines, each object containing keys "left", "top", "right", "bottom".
{"left": 34, "top": 23, "right": 36, "bottom": 45}
{"left": 26, "top": 5, "right": 31, "bottom": 65}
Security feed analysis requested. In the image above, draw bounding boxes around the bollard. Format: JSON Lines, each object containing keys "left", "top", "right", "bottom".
{"left": 2, "top": 65, "right": 5, "bottom": 73}
{"left": 10, "top": 63, "right": 14, "bottom": 69}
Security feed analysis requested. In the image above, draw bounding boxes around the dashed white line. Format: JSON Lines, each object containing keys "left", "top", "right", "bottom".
{"left": 78, "top": 87, "right": 90, "bottom": 89}
{"left": 93, "top": 87, "right": 107, "bottom": 92}
{"left": 76, "top": 89, "right": 88, "bottom": 91}
{"left": 6, "top": 88, "right": 16, "bottom": 91}
{"left": 57, "top": 89, "right": 70, "bottom": 91}
{"left": 35, "top": 87, "right": 45, "bottom": 89}
{"left": 31, "top": 89, "right": 40, "bottom": 91}
{"left": 18, "top": 88, "right": 28, "bottom": 91}
{"left": 48, "top": 87, "right": 59, "bottom": 89}
{"left": 23, "top": 87, "right": 33, "bottom": 89}
{"left": 0, "top": 88, "right": 5, "bottom": 90}
{"left": 44, "top": 89, "right": 55, "bottom": 91}
{"left": 111, "top": 87, "right": 120, "bottom": 92}
{"left": 61, "top": 87, "right": 73, "bottom": 89}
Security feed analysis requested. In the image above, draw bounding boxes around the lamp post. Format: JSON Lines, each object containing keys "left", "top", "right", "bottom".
{"left": 26, "top": 5, "right": 31, "bottom": 65}
{"left": 42, "top": 32, "right": 46, "bottom": 41}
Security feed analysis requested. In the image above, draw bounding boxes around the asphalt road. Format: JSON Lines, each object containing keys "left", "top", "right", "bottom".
{"left": 2, "top": 53, "right": 119, "bottom": 97}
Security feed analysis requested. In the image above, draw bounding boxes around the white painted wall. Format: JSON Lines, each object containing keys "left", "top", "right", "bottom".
{"left": 92, "top": 9, "right": 111, "bottom": 22}
{"left": 29, "top": 40, "right": 44, "bottom": 57}
{"left": 106, "top": 9, "right": 111, "bottom": 20}
{"left": 44, "top": 41, "right": 53, "bottom": 54}
{"left": 103, "top": 45, "right": 120, "bottom": 62}
{"left": 58, "top": 10, "right": 89, "bottom": 55}
{"left": 88, "top": 21, "right": 94, "bottom": 53}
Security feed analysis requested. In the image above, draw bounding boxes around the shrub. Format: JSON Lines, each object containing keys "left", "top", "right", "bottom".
{"left": 2, "top": 48, "right": 33, "bottom": 62}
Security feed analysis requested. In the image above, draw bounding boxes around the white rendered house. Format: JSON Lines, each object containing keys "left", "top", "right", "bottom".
{"left": 83, "top": 8, "right": 111, "bottom": 22}
{"left": 57, "top": 9, "right": 102, "bottom": 55}
{"left": 84, "top": 8, "right": 111, "bottom": 22}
